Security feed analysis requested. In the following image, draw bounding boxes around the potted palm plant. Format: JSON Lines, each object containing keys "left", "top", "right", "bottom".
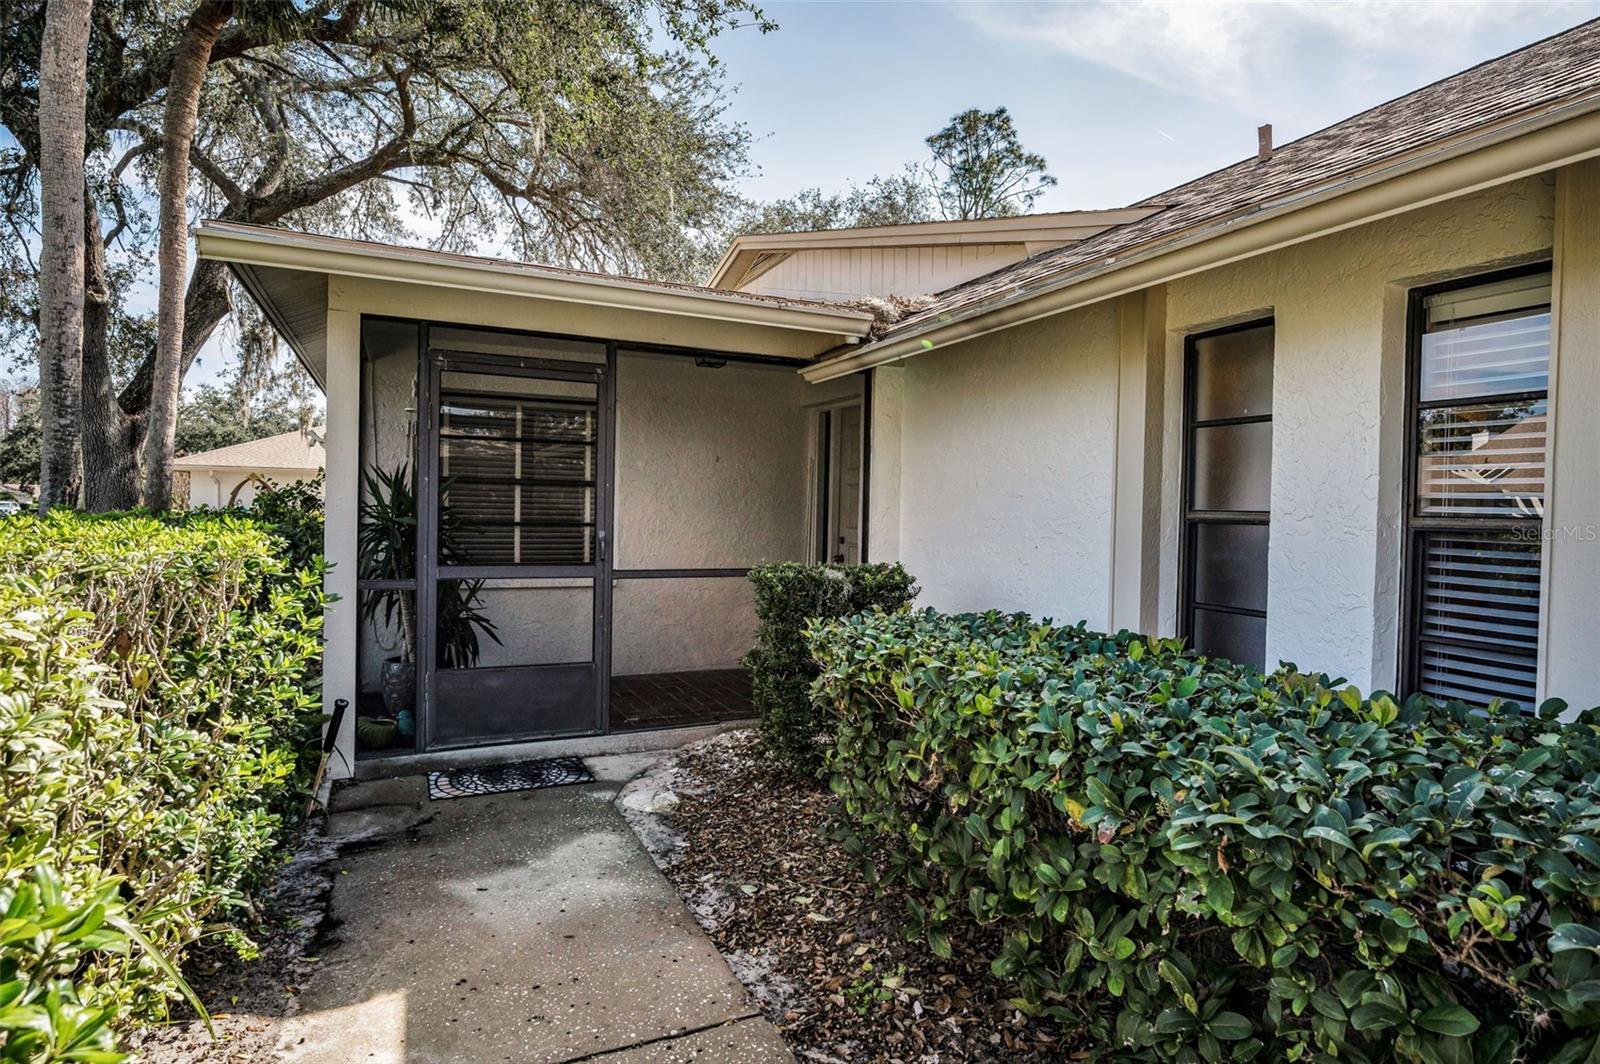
{"left": 358, "top": 464, "right": 500, "bottom": 730}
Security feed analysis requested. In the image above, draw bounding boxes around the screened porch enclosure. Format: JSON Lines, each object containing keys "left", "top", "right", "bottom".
{"left": 354, "top": 316, "right": 864, "bottom": 755}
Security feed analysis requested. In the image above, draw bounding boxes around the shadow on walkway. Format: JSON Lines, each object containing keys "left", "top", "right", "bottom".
{"left": 274, "top": 753, "right": 791, "bottom": 1063}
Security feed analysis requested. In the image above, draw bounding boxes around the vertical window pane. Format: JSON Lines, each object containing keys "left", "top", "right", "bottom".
{"left": 439, "top": 379, "right": 597, "bottom": 566}
{"left": 1192, "top": 422, "right": 1273, "bottom": 512}
{"left": 1415, "top": 400, "right": 1546, "bottom": 517}
{"left": 1417, "top": 644, "right": 1537, "bottom": 710}
{"left": 1406, "top": 269, "right": 1549, "bottom": 709}
{"left": 1419, "top": 313, "right": 1550, "bottom": 401}
{"left": 1192, "top": 523, "right": 1269, "bottom": 613}
{"left": 1191, "top": 608, "right": 1267, "bottom": 670}
{"left": 1417, "top": 533, "right": 1541, "bottom": 656}
{"left": 1193, "top": 324, "right": 1274, "bottom": 421}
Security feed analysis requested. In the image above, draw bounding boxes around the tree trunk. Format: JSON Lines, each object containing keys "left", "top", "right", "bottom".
{"left": 142, "top": 0, "right": 233, "bottom": 511}
{"left": 36, "top": 0, "right": 92, "bottom": 511}
{"left": 81, "top": 185, "right": 144, "bottom": 511}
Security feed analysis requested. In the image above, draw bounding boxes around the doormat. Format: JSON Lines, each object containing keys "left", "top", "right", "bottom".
{"left": 427, "top": 756, "right": 593, "bottom": 800}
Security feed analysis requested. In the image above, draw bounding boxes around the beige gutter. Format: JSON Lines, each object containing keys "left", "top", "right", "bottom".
{"left": 195, "top": 222, "right": 875, "bottom": 341}
{"left": 803, "top": 96, "right": 1600, "bottom": 382}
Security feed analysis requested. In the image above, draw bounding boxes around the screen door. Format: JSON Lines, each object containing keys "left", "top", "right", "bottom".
{"left": 420, "top": 348, "right": 610, "bottom": 748}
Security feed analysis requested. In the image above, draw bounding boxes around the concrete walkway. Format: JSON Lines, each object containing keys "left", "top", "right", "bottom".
{"left": 275, "top": 753, "right": 790, "bottom": 1064}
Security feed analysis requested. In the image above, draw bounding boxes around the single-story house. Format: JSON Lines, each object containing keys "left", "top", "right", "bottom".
{"left": 197, "top": 21, "right": 1600, "bottom": 776}
{"left": 173, "top": 427, "right": 325, "bottom": 508}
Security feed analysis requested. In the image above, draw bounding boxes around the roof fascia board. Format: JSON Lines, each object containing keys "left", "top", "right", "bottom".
{"left": 707, "top": 208, "right": 1162, "bottom": 287}
{"left": 734, "top": 249, "right": 793, "bottom": 289}
{"left": 804, "top": 100, "right": 1600, "bottom": 382}
{"left": 196, "top": 225, "right": 874, "bottom": 340}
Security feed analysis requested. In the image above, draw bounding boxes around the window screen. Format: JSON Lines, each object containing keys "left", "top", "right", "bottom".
{"left": 1406, "top": 268, "right": 1549, "bottom": 708}
{"left": 438, "top": 373, "right": 598, "bottom": 566}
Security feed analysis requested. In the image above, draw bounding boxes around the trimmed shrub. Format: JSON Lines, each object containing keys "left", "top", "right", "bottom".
{"left": 745, "top": 562, "right": 917, "bottom": 771}
{"left": 812, "top": 608, "right": 1600, "bottom": 1062}
{"left": 247, "top": 471, "right": 326, "bottom": 573}
{"left": 0, "top": 511, "right": 326, "bottom": 1059}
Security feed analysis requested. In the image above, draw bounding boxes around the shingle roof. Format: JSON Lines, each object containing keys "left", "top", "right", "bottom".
{"left": 173, "top": 428, "right": 325, "bottom": 471}
{"left": 876, "top": 18, "right": 1600, "bottom": 342}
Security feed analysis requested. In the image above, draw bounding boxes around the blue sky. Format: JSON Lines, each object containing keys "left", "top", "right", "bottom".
{"left": 711, "top": 1, "right": 1597, "bottom": 211}
{"left": 10, "top": 1, "right": 1597, "bottom": 390}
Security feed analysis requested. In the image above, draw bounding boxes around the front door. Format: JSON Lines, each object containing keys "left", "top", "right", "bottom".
{"left": 419, "top": 347, "right": 611, "bottom": 749}
{"left": 813, "top": 403, "right": 863, "bottom": 564}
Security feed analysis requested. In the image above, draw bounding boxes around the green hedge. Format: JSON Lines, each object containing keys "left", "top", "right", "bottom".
{"left": 811, "top": 608, "right": 1600, "bottom": 1062}
{"left": 744, "top": 562, "right": 917, "bottom": 771}
{"left": 0, "top": 510, "right": 326, "bottom": 1061}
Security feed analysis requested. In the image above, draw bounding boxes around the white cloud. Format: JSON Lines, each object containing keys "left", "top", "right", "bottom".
{"left": 955, "top": 1, "right": 1595, "bottom": 132}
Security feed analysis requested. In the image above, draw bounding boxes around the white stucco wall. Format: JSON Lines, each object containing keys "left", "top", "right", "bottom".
{"left": 611, "top": 578, "right": 759, "bottom": 675}
{"left": 610, "top": 352, "right": 860, "bottom": 674}
{"left": 182, "top": 466, "right": 321, "bottom": 509}
{"left": 895, "top": 303, "right": 1122, "bottom": 625}
{"left": 1160, "top": 175, "right": 1556, "bottom": 690}
{"left": 615, "top": 353, "right": 810, "bottom": 569}
{"left": 880, "top": 173, "right": 1595, "bottom": 705}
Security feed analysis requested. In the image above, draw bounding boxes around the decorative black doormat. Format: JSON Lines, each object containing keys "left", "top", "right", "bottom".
{"left": 427, "top": 756, "right": 593, "bottom": 800}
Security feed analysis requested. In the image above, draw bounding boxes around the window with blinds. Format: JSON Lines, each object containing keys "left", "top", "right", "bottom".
{"left": 438, "top": 374, "right": 599, "bottom": 567}
{"left": 1405, "top": 268, "right": 1550, "bottom": 708}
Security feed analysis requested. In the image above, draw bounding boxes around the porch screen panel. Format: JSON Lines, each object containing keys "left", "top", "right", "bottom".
{"left": 1406, "top": 269, "right": 1549, "bottom": 708}
{"left": 438, "top": 373, "right": 597, "bottom": 566}
{"left": 612, "top": 351, "right": 815, "bottom": 569}
{"left": 1182, "top": 321, "right": 1274, "bottom": 670}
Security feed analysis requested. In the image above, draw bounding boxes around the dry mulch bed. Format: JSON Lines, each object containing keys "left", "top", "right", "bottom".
{"left": 635, "top": 730, "right": 1082, "bottom": 1063}
{"left": 123, "top": 822, "right": 339, "bottom": 1063}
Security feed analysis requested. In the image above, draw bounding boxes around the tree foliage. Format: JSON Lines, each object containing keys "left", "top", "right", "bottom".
{"left": 0, "top": 0, "right": 770, "bottom": 508}
{"left": 731, "top": 166, "right": 933, "bottom": 236}
{"left": 925, "top": 106, "right": 1056, "bottom": 220}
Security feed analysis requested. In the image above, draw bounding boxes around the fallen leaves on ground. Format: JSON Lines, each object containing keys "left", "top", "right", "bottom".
{"left": 652, "top": 731, "right": 1082, "bottom": 1063}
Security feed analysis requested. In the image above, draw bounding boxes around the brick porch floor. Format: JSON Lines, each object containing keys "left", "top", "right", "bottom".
{"left": 609, "top": 668, "right": 754, "bottom": 732}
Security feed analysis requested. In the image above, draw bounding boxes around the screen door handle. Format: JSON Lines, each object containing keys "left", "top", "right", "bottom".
{"left": 597, "top": 529, "right": 607, "bottom": 562}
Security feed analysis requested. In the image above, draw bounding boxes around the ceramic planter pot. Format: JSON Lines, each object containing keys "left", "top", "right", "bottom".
{"left": 356, "top": 716, "right": 398, "bottom": 750}
{"left": 381, "top": 657, "right": 416, "bottom": 716}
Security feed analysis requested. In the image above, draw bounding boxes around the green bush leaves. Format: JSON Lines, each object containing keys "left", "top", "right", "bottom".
{"left": 744, "top": 562, "right": 916, "bottom": 772}
{"left": 812, "top": 609, "right": 1600, "bottom": 1062}
{"left": 0, "top": 509, "right": 327, "bottom": 1061}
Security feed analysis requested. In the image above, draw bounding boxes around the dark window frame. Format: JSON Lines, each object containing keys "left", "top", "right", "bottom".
{"left": 1399, "top": 261, "right": 1551, "bottom": 705}
{"left": 1179, "top": 317, "right": 1275, "bottom": 665}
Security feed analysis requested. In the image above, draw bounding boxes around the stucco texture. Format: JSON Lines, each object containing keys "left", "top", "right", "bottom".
{"left": 614, "top": 353, "right": 811, "bottom": 570}
{"left": 896, "top": 302, "right": 1121, "bottom": 626}
{"left": 1162, "top": 174, "right": 1555, "bottom": 688}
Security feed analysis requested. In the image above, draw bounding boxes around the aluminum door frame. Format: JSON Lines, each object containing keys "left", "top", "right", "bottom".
{"left": 416, "top": 333, "right": 616, "bottom": 751}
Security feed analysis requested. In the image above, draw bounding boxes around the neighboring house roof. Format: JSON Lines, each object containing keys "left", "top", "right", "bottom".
{"left": 173, "top": 428, "right": 326, "bottom": 472}
{"left": 708, "top": 209, "right": 1160, "bottom": 291}
{"left": 805, "top": 18, "right": 1600, "bottom": 379}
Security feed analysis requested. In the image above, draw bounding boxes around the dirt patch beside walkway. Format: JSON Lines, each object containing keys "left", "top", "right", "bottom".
{"left": 620, "top": 730, "right": 1079, "bottom": 1063}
